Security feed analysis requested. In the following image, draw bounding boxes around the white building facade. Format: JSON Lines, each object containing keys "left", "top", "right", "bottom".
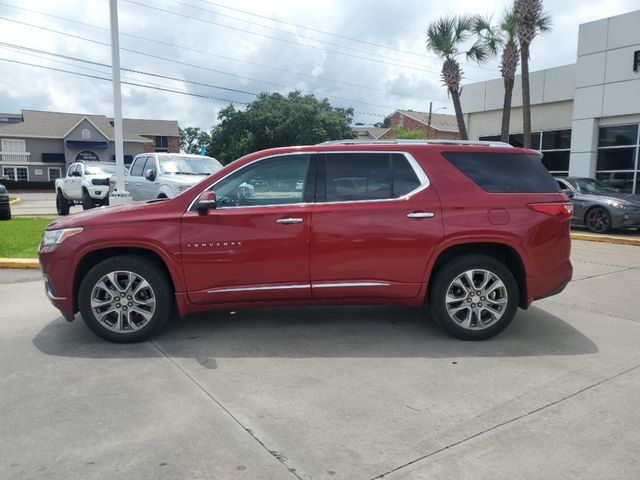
{"left": 462, "top": 10, "right": 640, "bottom": 193}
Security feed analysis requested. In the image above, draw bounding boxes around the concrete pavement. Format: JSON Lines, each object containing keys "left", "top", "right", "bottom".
{"left": 9, "top": 191, "right": 82, "bottom": 216}
{"left": 1, "top": 240, "right": 640, "bottom": 479}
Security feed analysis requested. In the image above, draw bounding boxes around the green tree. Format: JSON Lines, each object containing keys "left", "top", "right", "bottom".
{"left": 207, "top": 91, "right": 355, "bottom": 164}
{"left": 374, "top": 117, "right": 391, "bottom": 128}
{"left": 515, "top": 0, "right": 552, "bottom": 148}
{"left": 426, "top": 15, "right": 499, "bottom": 140}
{"left": 179, "top": 127, "right": 211, "bottom": 154}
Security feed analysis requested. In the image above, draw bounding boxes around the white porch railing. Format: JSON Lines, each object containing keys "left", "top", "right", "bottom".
{"left": 0, "top": 152, "right": 31, "bottom": 163}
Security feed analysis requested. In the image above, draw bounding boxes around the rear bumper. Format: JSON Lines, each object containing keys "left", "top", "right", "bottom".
{"left": 526, "top": 259, "right": 573, "bottom": 307}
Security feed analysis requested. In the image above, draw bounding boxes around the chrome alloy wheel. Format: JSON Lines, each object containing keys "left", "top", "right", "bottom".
{"left": 90, "top": 271, "right": 156, "bottom": 333}
{"left": 445, "top": 269, "right": 508, "bottom": 330}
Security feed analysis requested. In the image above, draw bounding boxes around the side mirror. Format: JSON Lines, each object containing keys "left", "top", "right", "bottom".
{"left": 144, "top": 168, "right": 157, "bottom": 181}
{"left": 562, "top": 189, "right": 575, "bottom": 198}
{"left": 196, "top": 190, "right": 217, "bottom": 215}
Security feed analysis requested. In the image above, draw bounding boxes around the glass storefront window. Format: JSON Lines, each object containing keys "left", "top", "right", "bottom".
{"left": 599, "top": 125, "right": 638, "bottom": 147}
{"left": 596, "top": 124, "right": 640, "bottom": 194}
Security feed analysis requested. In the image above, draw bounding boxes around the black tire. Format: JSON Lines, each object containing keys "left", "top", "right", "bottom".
{"left": 428, "top": 254, "right": 519, "bottom": 340}
{"left": 56, "top": 190, "right": 70, "bottom": 216}
{"left": 82, "top": 189, "right": 95, "bottom": 210}
{"left": 0, "top": 208, "right": 10, "bottom": 221}
{"left": 78, "top": 255, "right": 174, "bottom": 343}
{"left": 585, "top": 207, "right": 611, "bottom": 234}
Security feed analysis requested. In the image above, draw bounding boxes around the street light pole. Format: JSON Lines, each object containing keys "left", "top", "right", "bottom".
{"left": 108, "top": 0, "right": 131, "bottom": 206}
{"left": 427, "top": 102, "right": 447, "bottom": 140}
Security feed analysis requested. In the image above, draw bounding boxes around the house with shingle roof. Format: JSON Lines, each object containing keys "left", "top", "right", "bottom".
{"left": 0, "top": 109, "right": 179, "bottom": 187}
{"left": 381, "top": 109, "right": 461, "bottom": 140}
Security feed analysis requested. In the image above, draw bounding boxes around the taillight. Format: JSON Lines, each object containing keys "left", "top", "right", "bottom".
{"left": 528, "top": 202, "right": 573, "bottom": 219}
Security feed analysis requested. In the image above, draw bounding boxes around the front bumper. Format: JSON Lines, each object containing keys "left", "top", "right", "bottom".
{"left": 611, "top": 208, "right": 640, "bottom": 229}
{"left": 39, "top": 244, "right": 75, "bottom": 319}
{"left": 87, "top": 186, "right": 109, "bottom": 200}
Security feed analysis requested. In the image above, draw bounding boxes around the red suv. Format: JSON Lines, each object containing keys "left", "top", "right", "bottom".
{"left": 39, "top": 141, "right": 573, "bottom": 342}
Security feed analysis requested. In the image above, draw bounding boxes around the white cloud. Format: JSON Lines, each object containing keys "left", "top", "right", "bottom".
{"left": 0, "top": 0, "right": 638, "bottom": 130}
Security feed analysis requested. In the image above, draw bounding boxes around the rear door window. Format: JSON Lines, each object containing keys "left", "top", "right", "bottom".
{"left": 443, "top": 151, "right": 559, "bottom": 193}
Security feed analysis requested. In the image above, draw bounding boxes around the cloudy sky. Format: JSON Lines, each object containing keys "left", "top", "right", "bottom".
{"left": 0, "top": 0, "right": 637, "bottom": 131}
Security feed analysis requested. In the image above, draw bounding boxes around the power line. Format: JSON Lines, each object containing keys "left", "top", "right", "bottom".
{"left": 0, "top": 17, "right": 410, "bottom": 112}
{"left": 0, "top": 55, "right": 387, "bottom": 118}
{"left": 0, "top": 1, "right": 429, "bottom": 101}
{"left": 161, "top": 0, "right": 439, "bottom": 71}
{"left": 0, "top": 44, "right": 199, "bottom": 93}
{"left": 185, "top": 0, "right": 497, "bottom": 72}
{"left": 0, "top": 57, "right": 250, "bottom": 104}
{"left": 0, "top": 42, "right": 259, "bottom": 98}
{"left": 123, "top": 0, "right": 487, "bottom": 80}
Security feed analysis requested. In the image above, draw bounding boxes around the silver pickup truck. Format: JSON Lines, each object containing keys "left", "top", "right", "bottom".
{"left": 126, "top": 153, "right": 223, "bottom": 201}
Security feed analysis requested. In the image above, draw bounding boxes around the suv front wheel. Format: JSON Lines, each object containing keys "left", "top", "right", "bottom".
{"left": 429, "top": 254, "right": 519, "bottom": 340}
{"left": 78, "top": 255, "right": 174, "bottom": 342}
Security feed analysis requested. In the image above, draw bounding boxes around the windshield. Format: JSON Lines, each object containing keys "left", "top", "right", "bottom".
{"left": 569, "top": 178, "right": 619, "bottom": 195}
{"left": 85, "top": 164, "right": 117, "bottom": 175}
{"left": 159, "top": 156, "right": 223, "bottom": 175}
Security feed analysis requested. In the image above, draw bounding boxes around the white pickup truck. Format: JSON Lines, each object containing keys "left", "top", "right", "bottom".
{"left": 55, "top": 162, "right": 116, "bottom": 215}
{"left": 126, "top": 153, "right": 223, "bottom": 201}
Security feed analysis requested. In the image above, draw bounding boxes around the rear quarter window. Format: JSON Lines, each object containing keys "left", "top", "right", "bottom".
{"left": 443, "top": 151, "right": 559, "bottom": 193}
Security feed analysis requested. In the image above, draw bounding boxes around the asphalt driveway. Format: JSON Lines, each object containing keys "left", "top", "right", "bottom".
{"left": 1, "top": 240, "right": 639, "bottom": 479}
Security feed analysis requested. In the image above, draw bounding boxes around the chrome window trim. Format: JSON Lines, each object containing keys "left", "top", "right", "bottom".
{"left": 186, "top": 150, "right": 430, "bottom": 212}
{"left": 320, "top": 151, "right": 429, "bottom": 206}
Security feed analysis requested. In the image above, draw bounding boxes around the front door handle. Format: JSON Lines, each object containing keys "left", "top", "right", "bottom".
{"left": 276, "top": 217, "right": 304, "bottom": 224}
{"left": 407, "top": 211, "right": 434, "bottom": 219}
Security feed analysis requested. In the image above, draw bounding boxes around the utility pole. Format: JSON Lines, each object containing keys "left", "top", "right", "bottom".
{"left": 426, "top": 101, "right": 433, "bottom": 139}
{"left": 108, "top": 0, "right": 131, "bottom": 206}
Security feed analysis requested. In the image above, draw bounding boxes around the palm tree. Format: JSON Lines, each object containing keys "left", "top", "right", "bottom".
{"left": 499, "top": 8, "right": 519, "bottom": 144}
{"left": 515, "top": 0, "right": 552, "bottom": 148}
{"left": 427, "top": 15, "right": 498, "bottom": 140}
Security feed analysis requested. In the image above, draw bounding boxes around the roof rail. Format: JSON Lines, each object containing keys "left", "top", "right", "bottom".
{"left": 318, "top": 139, "right": 513, "bottom": 148}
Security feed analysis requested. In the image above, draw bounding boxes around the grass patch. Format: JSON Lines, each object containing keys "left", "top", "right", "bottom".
{"left": 0, "top": 217, "right": 52, "bottom": 258}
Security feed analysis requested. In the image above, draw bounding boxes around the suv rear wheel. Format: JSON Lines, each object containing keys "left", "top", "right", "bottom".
{"left": 78, "top": 255, "right": 174, "bottom": 343}
{"left": 429, "top": 254, "right": 519, "bottom": 340}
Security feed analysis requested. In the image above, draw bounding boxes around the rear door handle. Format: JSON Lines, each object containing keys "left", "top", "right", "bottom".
{"left": 407, "top": 211, "right": 434, "bottom": 219}
{"left": 276, "top": 217, "right": 304, "bottom": 224}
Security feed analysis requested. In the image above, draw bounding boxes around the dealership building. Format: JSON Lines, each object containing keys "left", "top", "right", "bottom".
{"left": 0, "top": 109, "right": 179, "bottom": 187}
{"left": 462, "top": 9, "right": 640, "bottom": 193}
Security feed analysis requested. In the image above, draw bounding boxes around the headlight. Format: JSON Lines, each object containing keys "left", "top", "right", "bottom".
{"left": 174, "top": 184, "right": 191, "bottom": 194}
{"left": 607, "top": 200, "right": 626, "bottom": 209}
{"left": 41, "top": 227, "right": 83, "bottom": 246}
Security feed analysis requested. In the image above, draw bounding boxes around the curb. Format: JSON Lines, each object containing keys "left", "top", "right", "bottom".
{"left": 9, "top": 197, "right": 21, "bottom": 205}
{"left": 0, "top": 258, "right": 40, "bottom": 269}
{"left": 571, "top": 232, "right": 640, "bottom": 246}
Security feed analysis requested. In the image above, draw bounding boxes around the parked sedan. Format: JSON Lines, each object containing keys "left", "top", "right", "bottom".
{"left": 0, "top": 182, "right": 10, "bottom": 220}
{"left": 556, "top": 177, "right": 640, "bottom": 233}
